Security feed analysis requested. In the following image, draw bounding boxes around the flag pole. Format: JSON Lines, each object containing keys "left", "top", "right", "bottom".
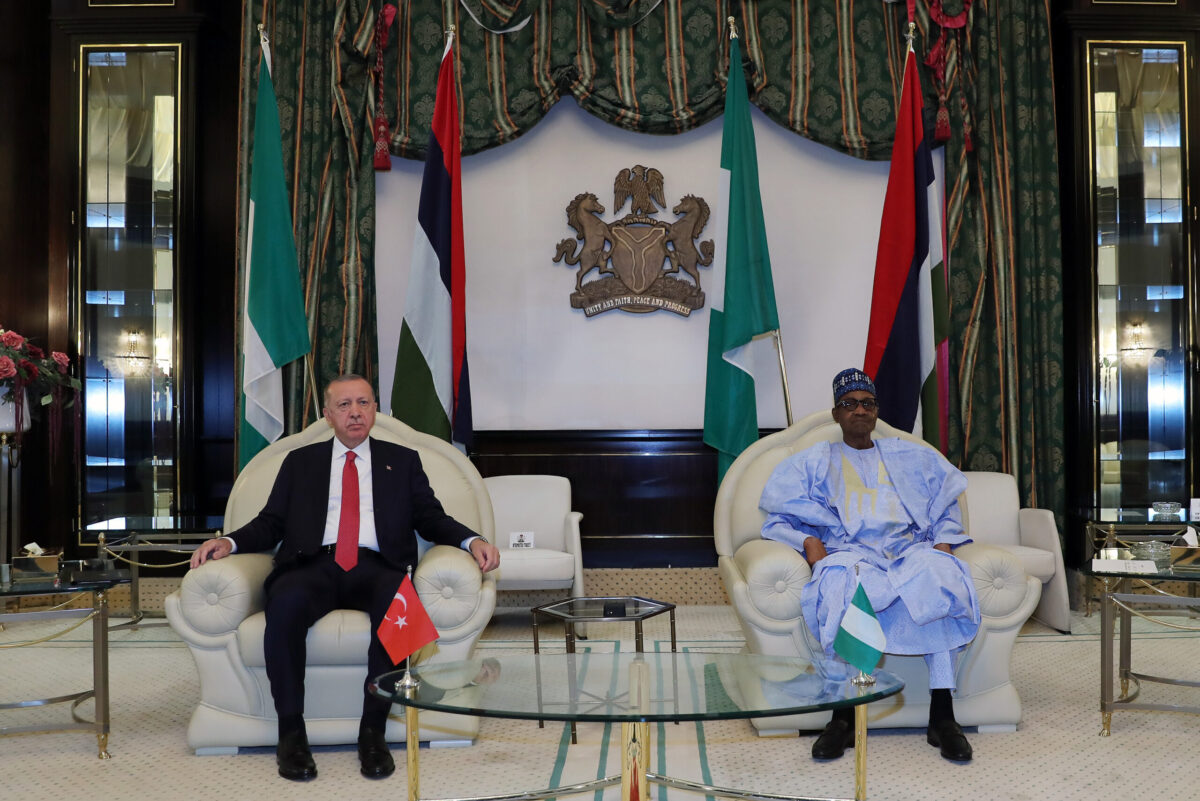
{"left": 848, "top": 562, "right": 873, "bottom": 801}
{"left": 727, "top": 16, "right": 792, "bottom": 429}
{"left": 304, "top": 352, "right": 319, "bottom": 423}
{"left": 397, "top": 564, "right": 420, "bottom": 690}
{"left": 772, "top": 330, "right": 793, "bottom": 426}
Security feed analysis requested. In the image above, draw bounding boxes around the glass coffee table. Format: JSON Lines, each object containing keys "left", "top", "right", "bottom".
{"left": 1085, "top": 544, "right": 1200, "bottom": 735}
{"left": 374, "top": 651, "right": 903, "bottom": 801}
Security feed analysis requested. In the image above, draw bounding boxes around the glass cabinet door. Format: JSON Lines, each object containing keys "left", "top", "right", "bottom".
{"left": 1088, "top": 41, "right": 1191, "bottom": 518}
{"left": 77, "top": 45, "right": 182, "bottom": 525}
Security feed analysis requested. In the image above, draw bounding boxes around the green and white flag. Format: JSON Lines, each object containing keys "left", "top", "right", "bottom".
{"left": 833, "top": 582, "right": 886, "bottom": 675}
{"left": 703, "top": 33, "right": 780, "bottom": 483}
{"left": 238, "top": 29, "right": 311, "bottom": 470}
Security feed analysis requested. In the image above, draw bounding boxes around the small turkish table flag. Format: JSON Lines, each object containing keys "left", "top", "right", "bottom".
{"left": 377, "top": 574, "right": 439, "bottom": 664}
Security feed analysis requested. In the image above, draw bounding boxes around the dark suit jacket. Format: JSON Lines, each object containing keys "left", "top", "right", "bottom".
{"left": 227, "top": 437, "right": 478, "bottom": 582}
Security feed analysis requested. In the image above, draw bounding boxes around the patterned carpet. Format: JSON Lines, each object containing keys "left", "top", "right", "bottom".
{"left": 2, "top": 606, "right": 1199, "bottom": 801}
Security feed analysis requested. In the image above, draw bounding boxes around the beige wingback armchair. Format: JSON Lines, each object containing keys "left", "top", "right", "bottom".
{"left": 165, "top": 413, "right": 497, "bottom": 755}
{"left": 714, "top": 410, "right": 1041, "bottom": 735}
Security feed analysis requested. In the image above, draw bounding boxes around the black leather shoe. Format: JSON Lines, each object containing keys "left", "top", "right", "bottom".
{"left": 276, "top": 729, "right": 317, "bottom": 781}
{"left": 927, "top": 719, "right": 973, "bottom": 762}
{"left": 811, "top": 717, "right": 855, "bottom": 760}
{"left": 358, "top": 727, "right": 395, "bottom": 779}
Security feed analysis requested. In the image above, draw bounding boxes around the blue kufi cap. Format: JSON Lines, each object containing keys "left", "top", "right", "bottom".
{"left": 832, "top": 368, "right": 876, "bottom": 402}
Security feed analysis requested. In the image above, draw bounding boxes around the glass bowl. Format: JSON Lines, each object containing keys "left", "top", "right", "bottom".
{"left": 1130, "top": 540, "right": 1172, "bottom": 569}
{"left": 1152, "top": 501, "right": 1182, "bottom": 516}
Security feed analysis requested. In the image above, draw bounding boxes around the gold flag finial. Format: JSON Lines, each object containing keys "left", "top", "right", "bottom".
{"left": 906, "top": 21, "right": 916, "bottom": 45}
{"left": 728, "top": 17, "right": 738, "bottom": 40}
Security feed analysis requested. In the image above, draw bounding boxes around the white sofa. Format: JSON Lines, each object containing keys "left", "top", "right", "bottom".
{"left": 714, "top": 410, "right": 1041, "bottom": 734}
{"left": 165, "top": 413, "right": 497, "bottom": 755}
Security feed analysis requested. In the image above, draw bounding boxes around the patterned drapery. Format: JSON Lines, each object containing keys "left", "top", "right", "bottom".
{"left": 237, "top": 0, "right": 379, "bottom": 433}
{"left": 244, "top": 0, "right": 1064, "bottom": 520}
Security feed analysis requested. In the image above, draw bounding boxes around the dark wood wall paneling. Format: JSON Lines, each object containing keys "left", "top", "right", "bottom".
{"left": 472, "top": 430, "right": 721, "bottom": 568}
{"left": 0, "top": 4, "right": 54, "bottom": 552}
{"left": 0, "top": 0, "right": 241, "bottom": 557}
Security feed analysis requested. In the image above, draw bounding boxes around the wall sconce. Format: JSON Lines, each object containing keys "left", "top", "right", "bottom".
{"left": 1119, "top": 322, "right": 1150, "bottom": 361}
{"left": 114, "top": 329, "right": 152, "bottom": 377}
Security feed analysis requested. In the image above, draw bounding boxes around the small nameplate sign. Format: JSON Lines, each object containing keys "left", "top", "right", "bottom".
{"left": 1091, "top": 558, "right": 1157, "bottom": 574}
{"left": 509, "top": 531, "right": 535, "bottom": 549}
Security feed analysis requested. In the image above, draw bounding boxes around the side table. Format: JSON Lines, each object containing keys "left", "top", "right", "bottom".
{"left": 0, "top": 569, "right": 130, "bottom": 757}
{"left": 1086, "top": 546, "right": 1200, "bottom": 735}
{"left": 531, "top": 595, "right": 676, "bottom": 743}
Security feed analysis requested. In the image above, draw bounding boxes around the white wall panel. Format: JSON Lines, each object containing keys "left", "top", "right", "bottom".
{"left": 376, "top": 99, "right": 937, "bottom": 431}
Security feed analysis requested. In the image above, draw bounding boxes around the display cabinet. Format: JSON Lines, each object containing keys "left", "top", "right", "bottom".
{"left": 1057, "top": 4, "right": 1200, "bottom": 565}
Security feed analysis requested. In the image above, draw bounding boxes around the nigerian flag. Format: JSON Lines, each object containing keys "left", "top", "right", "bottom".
{"left": 238, "top": 30, "right": 311, "bottom": 470}
{"left": 833, "top": 582, "right": 887, "bottom": 675}
{"left": 703, "top": 33, "right": 780, "bottom": 483}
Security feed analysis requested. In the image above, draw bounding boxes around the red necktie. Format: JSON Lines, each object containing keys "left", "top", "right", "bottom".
{"left": 335, "top": 452, "right": 359, "bottom": 571}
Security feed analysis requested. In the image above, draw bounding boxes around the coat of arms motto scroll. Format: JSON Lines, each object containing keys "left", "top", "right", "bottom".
{"left": 552, "top": 166, "right": 714, "bottom": 317}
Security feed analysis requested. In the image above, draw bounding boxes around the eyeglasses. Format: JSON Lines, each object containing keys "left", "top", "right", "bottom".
{"left": 836, "top": 398, "right": 878, "bottom": 412}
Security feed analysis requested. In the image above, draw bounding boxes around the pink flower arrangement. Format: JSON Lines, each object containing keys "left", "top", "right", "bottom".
{"left": 0, "top": 325, "right": 80, "bottom": 446}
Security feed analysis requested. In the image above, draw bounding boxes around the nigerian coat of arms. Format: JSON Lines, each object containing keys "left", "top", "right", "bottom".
{"left": 553, "top": 166, "right": 714, "bottom": 317}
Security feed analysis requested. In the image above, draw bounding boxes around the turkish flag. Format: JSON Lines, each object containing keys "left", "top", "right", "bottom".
{"left": 377, "top": 575, "right": 439, "bottom": 665}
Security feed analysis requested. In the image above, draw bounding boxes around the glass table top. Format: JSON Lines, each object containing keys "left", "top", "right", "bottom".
{"left": 1, "top": 567, "right": 131, "bottom": 597}
{"left": 533, "top": 596, "right": 674, "bottom": 623}
{"left": 83, "top": 515, "right": 224, "bottom": 532}
{"left": 373, "top": 651, "right": 903, "bottom": 723}
{"left": 1085, "top": 546, "right": 1200, "bottom": 581}
{"left": 1085, "top": 508, "right": 1194, "bottom": 525}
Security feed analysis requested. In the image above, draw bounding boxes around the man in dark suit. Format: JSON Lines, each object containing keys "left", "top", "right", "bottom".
{"left": 190, "top": 374, "right": 500, "bottom": 781}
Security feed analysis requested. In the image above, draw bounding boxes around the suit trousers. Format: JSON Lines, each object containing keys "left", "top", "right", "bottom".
{"left": 263, "top": 549, "right": 410, "bottom": 730}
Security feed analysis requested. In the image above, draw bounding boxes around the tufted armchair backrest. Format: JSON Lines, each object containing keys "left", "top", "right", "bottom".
{"left": 223, "top": 413, "right": 494, "bottom": 543}
{"left": 713, "top": 409, "right": 964, "bottom": 557}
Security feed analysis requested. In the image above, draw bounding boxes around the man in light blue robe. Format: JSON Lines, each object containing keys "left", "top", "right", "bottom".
{"left": 759, "top": 368, "right": 979, "bottom": 763}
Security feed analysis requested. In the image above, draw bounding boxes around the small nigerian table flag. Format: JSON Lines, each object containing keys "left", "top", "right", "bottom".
{"left": 833, "top": 582, "right": 886, "bottom": 674}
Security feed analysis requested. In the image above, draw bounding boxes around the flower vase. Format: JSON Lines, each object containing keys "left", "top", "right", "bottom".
{"left": 0, "top": 392, "right": 32, "bottom": 434}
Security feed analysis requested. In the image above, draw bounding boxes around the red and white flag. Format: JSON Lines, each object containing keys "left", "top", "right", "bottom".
{"left": 862, "top": 39, "right": 950, "bottom": 452}
{"left": 377, "top": 575, "right": 439, "bottom": 664}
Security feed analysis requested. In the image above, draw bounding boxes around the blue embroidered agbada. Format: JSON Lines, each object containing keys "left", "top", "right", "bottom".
{"left": 760, "top": 438, "right": 980, "bottom": 685}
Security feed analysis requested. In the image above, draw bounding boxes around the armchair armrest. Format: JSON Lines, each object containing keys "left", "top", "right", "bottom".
{"left": 171, "top": 553, "right": 273, "bottom": 639}
{"left": 727, "top": 539, "right": 811, "bottom": 631}
{"left": 1017, "top": 507, "right": 1061, "bottom": 553}
{"left": 953, "top": 542, "right": 1036, "bottom": 620}
{"left": 415, "top": 545, "right": 497, "bottom": 662}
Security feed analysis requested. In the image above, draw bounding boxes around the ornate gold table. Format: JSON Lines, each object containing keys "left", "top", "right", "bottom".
{"left": 374, "top": 651, "right": 903, "bottom": 801}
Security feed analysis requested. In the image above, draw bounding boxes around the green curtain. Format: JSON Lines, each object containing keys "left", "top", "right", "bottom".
{"left": 923, "top": 0, "right": 1065, "bottom": 520}
{"left": 385, "top": 0, "right": 913, "bottom": 160}
{"left": 237, "top": 0, "right": 379, "bottom": 436}
{"left": 249, "top": 0, "right": 1064, "bottom": 517}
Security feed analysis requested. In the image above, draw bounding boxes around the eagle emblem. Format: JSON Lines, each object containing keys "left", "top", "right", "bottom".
{"left": 553, "top": 166, "right": 714, "bottom": 317}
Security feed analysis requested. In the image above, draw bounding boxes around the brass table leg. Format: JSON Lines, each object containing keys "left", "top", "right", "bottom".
{"left": 94, "top": 589, "right": 112, "bottom": 758}
{"left": 620, "top": 721, "right": 650, "bottom": 801}
{"left": 854, "top": 704, "right": 867, "bottom": 801}
{"left": 407, "top": 704, "right": 420, "bottom": 801}
{"left": 1099, "top": 581, "right": 1113, "bottom": 736}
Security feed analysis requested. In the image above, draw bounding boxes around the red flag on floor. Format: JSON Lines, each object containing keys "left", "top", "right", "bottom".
{"left": 377, "top": 575, "right": 439, "bottom": 664}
